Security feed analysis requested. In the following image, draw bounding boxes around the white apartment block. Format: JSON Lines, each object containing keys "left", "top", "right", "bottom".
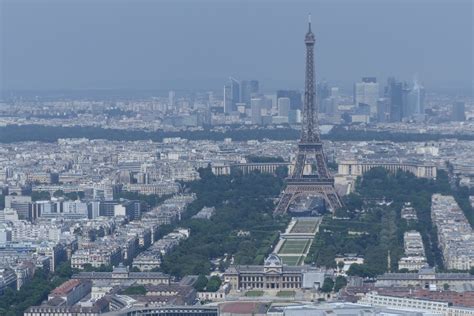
{"left": 360, "top": 292, "right": 474, "bottom": 316}
{"left": 398, "top": 230, "right": 427, "bottom": 271}
{"left": 431, "top": 194, "right": 474, "bottom": 270}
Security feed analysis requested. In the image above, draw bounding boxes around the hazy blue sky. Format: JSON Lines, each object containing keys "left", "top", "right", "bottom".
{"left": 1, "top": 0, "right": 472, "bottom": 92}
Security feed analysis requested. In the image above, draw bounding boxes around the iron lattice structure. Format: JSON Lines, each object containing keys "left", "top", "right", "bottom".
{"left": 274, "top": 18, "right": 342, "bottom": 215}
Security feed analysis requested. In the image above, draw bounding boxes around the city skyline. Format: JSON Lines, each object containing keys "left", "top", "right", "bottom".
{"left": 1, "top": 2, "right": 474, "bottom": 314}
{"left": 1, "top": 0, "right": 472, "bottom": 92}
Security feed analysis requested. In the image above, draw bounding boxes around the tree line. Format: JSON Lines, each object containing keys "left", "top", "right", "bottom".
{"left": 306, "top": 168, "right": 454, "bottom": 277}
{"left": 1, "top": 124, "right": 473, "bottom": 144}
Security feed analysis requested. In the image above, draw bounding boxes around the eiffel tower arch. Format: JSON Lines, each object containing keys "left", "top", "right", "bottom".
{"left": 274, "top": 16, "right": 342, "bottom": 215}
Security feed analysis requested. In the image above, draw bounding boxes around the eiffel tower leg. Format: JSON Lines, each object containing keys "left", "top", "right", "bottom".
{"left": 324, "top": 191, "right": 343, "bottom": 211}
{"left": 314, "top": 151, "right": 329, "bottom": 178}
{"left": 292, "top": 153, "right": 306, "bottom": 179}
{"left": 274, "top": 193, "right": 294, "bottom": 215}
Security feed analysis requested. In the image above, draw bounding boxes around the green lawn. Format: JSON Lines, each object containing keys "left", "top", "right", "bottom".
{"left": 278, "top": 239, "right": 310, "bottom": 254}
{"left": 280, "top": 255, "right": 303, "bottom": 266}
{"left": 290, "top": 219, "right": 319, "bottom": 234}
{"left": 277, "top": 290, "right": 296, "bottom": 297}
{"left": 245, "top": 290, "right": 264, "bottom": 297}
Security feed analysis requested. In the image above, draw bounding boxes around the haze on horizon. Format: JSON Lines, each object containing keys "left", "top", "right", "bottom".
{"left": 0, "top": 0, "right": 472, "bottom": 93}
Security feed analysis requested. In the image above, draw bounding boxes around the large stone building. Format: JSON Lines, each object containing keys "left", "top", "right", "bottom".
{"left": 224, "top": 254, "right": 327, "bottom": 291}
{"left": 72, "top": 264, "right": 170, "bottom": 286}
{"left": 337, "top": 160, "right": 437, "bottom": 179}
{"left": 375, "top": 267, "right": 474, "bottom": 290}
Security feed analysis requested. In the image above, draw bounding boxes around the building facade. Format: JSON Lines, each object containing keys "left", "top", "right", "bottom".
{"left": 224, "top": 254, "right": 325, "bottom": 291}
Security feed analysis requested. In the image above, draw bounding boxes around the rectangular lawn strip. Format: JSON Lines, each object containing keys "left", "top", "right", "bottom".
{"left": 278, "top": 239, "right": 310, "bottom": 254}
{"left": 277, "top": 290, "right": 296, "bottom": 297}
{"left": 290, "top": 219, "right": 319, "bottom": 233}
{"left": 245, "top": 290, "right": 264, "bottom": 297}
{"left": 279, "top": 255, "right": 302, "bottom": 266}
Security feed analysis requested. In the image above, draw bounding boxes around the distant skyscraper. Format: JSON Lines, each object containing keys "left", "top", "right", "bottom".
{"left": 407, "top": 81, "right": 425, "bottom": 116}
{"left": 168, "top": 90, "right": 175, "bottom": 107}
{"left": 276, "top": 90, "right": 302, "bottom": 110}
{"left": 240, "top": 80, "right": 259, "bottom": 105}
{"left": 278, "top": 97, "right": 290, "bottom": 117}
{"left": 230, "top": 77, "right": 240, "bottom": 110}
{"left": 324, "top": 87, "right": 340, "bottom": 116}
{"left": 452, "top": 101, "right": 466, "bottom": 121}
{"left": 223, "top": 77, "right": 241, "bottom": 114}
{"left": 354, "top": 77, "right": 379, "bottom": 116}
{"left": 377, "top": 97, "right": 391, "bottom": 122}
{"left": 316, "top": 81, "right": 330, "bottom": 113}
{"left": 251, "top": 98, "right": 263, "bottom": 125}
{"left": 223, "top": 85, "right": 232, "bottom": 114}
{"left": 385, "top": 77, "right": 409, "bottom": 122}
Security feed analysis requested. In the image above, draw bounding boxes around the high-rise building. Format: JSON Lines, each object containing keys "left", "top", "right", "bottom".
{"left": 230, "top": 77, "right": 240, "bottom": 109}
{"left": 405, "top": 81, "right": 426, "bottom": 121}
{"left": 223, "top": 77, "right": 240, "bottom": 114}
{"left": 278, "top": 97, "right": 290, "bottom": 117}
{"left": 276, "top": 90, "right": 302, "bottom": 110}
{"left": 223, "top": 85, "right": 231, "bottom": 114}
{"left": 385, "top": 77, "right": 409, "bottom": 122}
{"left": 5, "top": 196, "right": 31, "bottom": 220}
{"left": 168, "top": 90, "right": 175, "bottom": 107}
{"left": 377, "top": 97, "right": 391, "bottom": 122}
{"left": 354, "top": 77, "right": 379, "bottom": 116}
{"left": 251, "top": 98, "right": 263, "bottom": 125}
{"left": 407, "top": 81, "right": 425, "bottom": 117}
{"left": 322, "top": 87, "right": 340, "bottom": 116}
{"left": 452, "top": 101, "right": 466, "bottom": 121}
{"left": 317, "top": 81, "right": 331, "bottom": 113}
{"left": 240, "top": 80, "right": 259, "bottom": 105}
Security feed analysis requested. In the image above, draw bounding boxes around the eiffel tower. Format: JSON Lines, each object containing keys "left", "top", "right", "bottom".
{"left": 274, "top": 16, "right": 342, "bottom": 215}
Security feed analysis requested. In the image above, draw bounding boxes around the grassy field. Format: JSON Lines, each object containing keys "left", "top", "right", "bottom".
{"left": 277, "top": 290, "right": 296, "bottom": 297}
{"left": 290, "top": 219, "right": 319, "bottom": 234}
{"left": 280, "top": 255, "right": 303, "bottom": 266}
{"left": 278, "top": 239, "right": 310, "bottom": 254}
{"left": 245, "top": 290, "right": 264, "bottom": 297}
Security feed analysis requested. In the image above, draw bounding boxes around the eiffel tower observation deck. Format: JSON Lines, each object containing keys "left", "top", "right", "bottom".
{"left": 274, "top": 16, "right": 342, "bottom": 215}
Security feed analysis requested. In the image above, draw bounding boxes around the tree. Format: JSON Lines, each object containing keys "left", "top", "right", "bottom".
{"left": 194, "top": 274, "right": 208, "bottom": 292}
{"left": 31, "top": 191, "right": 51, "bottom": 202}
{"left": 347, "top": 264, "right": 377, "bottom": 278}
{"left": 273, "top": 166, "right": 288, "bottom": 179}
{"left": 343, "top": 193, "right": 363, "bottom": 212}
{"left": 337, "top": 261, "right": 344, "bottom": 272}
{"left": 206, "top": 276, "right": 222, "bottom": 292}
{"left": 56, "top": 261, "right": 74, "bottom": 278}
{"left": 123, "top": 285, "right": 147, "bottom": 295}
{"left": 320, "top": 277, "right": 334, "bottom": 293}
{"left": 334, "top": 276, "right": 347, "bottom": 292}
{"left": 53, "top": 190, "right": 64, "bottom": 198}
{"left": 246, "top": 155, "right": 284, "bottom": 163}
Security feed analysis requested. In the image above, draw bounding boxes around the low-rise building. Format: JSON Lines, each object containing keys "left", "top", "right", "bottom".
{"left": 72, "top": 264, "right": 170, "bottom": 286}
{"left": 224, "top": 253, "right": 329, "bottom": 291}
{"left": 48, "top": 279, "right": 92, "bottom": 306}
{"left": 398, "top": 231, "right": 427, "bottom": 271}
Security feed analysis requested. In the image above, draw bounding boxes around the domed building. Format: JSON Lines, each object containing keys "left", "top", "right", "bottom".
{"left": 224, "top": 253, "right": 327, "bottom": 291}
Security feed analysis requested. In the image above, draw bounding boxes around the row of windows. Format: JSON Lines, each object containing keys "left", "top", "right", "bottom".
{"left": 240, "top": 276, "right": 300, "bottom": 282}
{"left": 241, "top": 282, "right": 300, "bottom": 289}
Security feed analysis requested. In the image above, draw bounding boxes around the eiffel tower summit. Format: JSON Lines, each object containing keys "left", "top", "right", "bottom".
{"left": 274, "top": 16, "right": 342, "bottom": 215}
